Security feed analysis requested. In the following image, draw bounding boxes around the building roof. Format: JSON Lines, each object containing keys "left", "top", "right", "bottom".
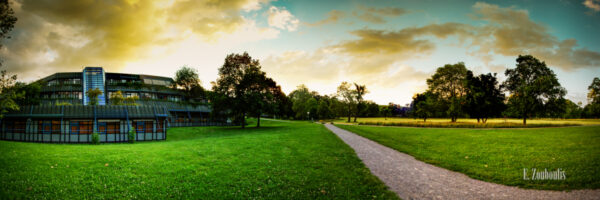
{"left": 3, "top": 105, "right": 210, "bottom": 119}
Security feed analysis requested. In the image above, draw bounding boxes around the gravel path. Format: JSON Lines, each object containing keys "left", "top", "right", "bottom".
{"left": 324, "top": 124, "right": 600, "bottom": 200}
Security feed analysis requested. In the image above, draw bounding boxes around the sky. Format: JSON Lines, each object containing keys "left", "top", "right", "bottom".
{"left": 1, "top": 0, "right": 599, "bottom": 106}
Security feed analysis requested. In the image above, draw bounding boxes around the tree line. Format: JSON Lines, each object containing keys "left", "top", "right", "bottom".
{"left": 2, "top": 2, "right": 600, "bottom": 127}
{"left": 412, "top": 55, "right": 600, "bottom": 124}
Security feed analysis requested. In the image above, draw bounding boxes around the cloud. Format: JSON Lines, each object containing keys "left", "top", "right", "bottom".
{"left": 306, "top": 10, "right": 344, "bottom": 26}
{"left": 470, "top": 2, "right": 600, "bottom": 70}
{"left": 267, "top": 6, "right": 299, "bottom": 31}
{"left": 353, "top": 6, "right": 409, "bottom": 24}
{"left": 583, "top": 0, "right": 600, "bottom": 12}
{"left": 333, "top": 23, "right": 474, "bottom": 57}
{"left": 0, "top": 0, "right": 278, "bottom": 80}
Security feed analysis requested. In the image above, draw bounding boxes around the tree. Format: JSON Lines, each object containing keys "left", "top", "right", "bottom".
{"left": 11, "top": 81, "right": 42, "bottom": 107}
{"left": 412, "top": 91, "right": 438, "bottom": 122}
{"left": 562, "top": 99, "right": 582, "bottom": 119}
{"left": 0, "top": 68, "right": 19, "bottom": 118}
{"left": 213, "top": 52, "right": 278, "bottom": 128}
{"left": 174, "top": 66, "right": 204, "bottom": 101}
{"left": 588, "top": 77, "right": 600, "bottom": 103}
{"left": 337, "top": 82, "right": 356, "bottom": 122}
{"left": 305, "top": 97, "right": 318, "bottom": 120}
{"left": 464, "top": 71, "right": 505, "bottom": 123}
{"left": 0, "top": 0, "right": 17, "bottom": 43}
{"left": 110, "top": 91, "right": 125, "bottom": 105}
{"left": 0, "top": 0, "right": 18, "bottom": 118}
{"left": 426, "top": 62, "right": 468, "bottom": 122}
{"left": 353, "top": 83, "right": 368, "bottom": 122}
{"left": 585, "top": 77, "right": 600, "bottom": 118}
{"left": 86, "top": 88, "right": 103, "bottom": 106}
{"left": 363, "top": 101, "right": 380, "bottom": 117}
{"left": 381, "top": 106, "right": 392, "bottom": 120}
{"left": 289, "top": 85, "right": 313, "bottom": 120}
{"left": 241, "top": 66, "right": 280, "bottom": 127}
{"left": 502, "top": 55, "right": 566, "bottom": 125}
{"left": 317, "top": 98, "right": 333, "bottom": 119}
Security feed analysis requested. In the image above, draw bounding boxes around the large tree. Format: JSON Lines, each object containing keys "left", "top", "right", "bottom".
{"left": 174, "top": 66, "right": 204, "bottom": 101}
{"left": 502, "top": 55, "right": 566, "bottom": 125}
{"left": 0, "top": 0, "right": 18, "bottom": 118}
{"left": 240, "top": 66, "right": 279, "bottom": 127}
{"left": 336, "top": 82, "right": 356, "bottom": 122}
{"left": 213, "top": 52, "right": 278, "bottom": 128}
{"left": 426, "top": 62, "right": 468, "bottom": 122}
{"left": 585, "top": 77, "right": 600, "bottom": 118}
{"left": 289, "top": 84, "right": 313, "bottom": 120}
{"left": 464, "top": 71, "right": 505, "bottom": 123}
{"left": 353, "top": 83, "right": 367, "bottom": 122}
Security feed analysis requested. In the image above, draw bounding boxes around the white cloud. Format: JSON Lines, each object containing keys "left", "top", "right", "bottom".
{"left": 267, "top": 6, "right": 300, "bottom": 31}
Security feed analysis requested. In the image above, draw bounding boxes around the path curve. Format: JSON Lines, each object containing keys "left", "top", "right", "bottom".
{"left": 324, "top": 124, "right": 600, "bottom": 200}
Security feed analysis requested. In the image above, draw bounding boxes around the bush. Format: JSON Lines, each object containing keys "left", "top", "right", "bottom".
{"left": 128, "top": 126, "right": 136, "bottom": 143}
{"left": 91, "top": 132, "right": 100, "bottom": 144}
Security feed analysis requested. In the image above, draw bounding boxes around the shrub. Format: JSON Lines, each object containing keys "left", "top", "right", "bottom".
{"left": 91, "top": 132, "right": 100, "bottom": 144}
{"left": 128, "top": 126, "right": 136, "bottom": 143}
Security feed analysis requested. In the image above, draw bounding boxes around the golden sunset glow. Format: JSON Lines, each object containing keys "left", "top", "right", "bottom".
{"left": 2, "top": 0, "right": 599, "bottom": 105}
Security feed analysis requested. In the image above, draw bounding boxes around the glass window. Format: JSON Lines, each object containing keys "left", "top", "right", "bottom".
{"left": 38, "top": 120, "right": 59, "bottom": 134}
{"left": 70, "top": 121, "right": 92, "bottom": 134}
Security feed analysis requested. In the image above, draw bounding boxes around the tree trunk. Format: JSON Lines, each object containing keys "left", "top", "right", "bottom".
{"left": 241, "top": 113, "right": 246, "bottom": 128}
{"left": 257, "top": 114, "right": 261, "bottom": 128}
{"left": 347, "top": 107, "right": 351, "bottom": 122}
{"left": 523, "top": 117, "right": 527, "bottom": 125}
{"left": 424, "top": 117, "right": 427, "bottom": 122}
{"left": 353, "top": 115, "right": 357, "bottom": 123}
{"left": 483, "top": 118, "right": 487, "bottom": 123}
{"left": 477, "top": 118, "right": 480, "bottom": 123}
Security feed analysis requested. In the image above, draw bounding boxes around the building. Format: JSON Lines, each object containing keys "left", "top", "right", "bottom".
{"left": 39, "top": 66, "right": 183, "bottom": 106}
{"left": 0, "top": 67, "right": 233, "bottom": 143}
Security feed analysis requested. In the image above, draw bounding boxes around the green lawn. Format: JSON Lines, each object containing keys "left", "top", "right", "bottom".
{"left": 333, "top": 117, "right": 600, "bottom": 127}
{"left": 0, "top": 120, "right": 398, "bottom": 199}
{"left": 335, "top": 124, "right": 600, "bottom": 190}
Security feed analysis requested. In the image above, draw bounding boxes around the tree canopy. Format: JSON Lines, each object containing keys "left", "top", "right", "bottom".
{"left": 464, "top": 71, "right": 505, "bottom": 123}
{"left": 426, "top": 62, "right": 468, "bottom": 122}
{"left": 502, "top": 55, "right": 566, "bottom": 124}
{"left": 212, "top": 52, "right": 280, "bottom": 128}
{"left": 337, "top": 82, "right": 357, "bottom": 122}
{"left": 174, "top": 66, "right": 204, "bottom": 101}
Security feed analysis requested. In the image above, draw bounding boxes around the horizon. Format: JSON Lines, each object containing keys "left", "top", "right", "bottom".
{"left": 1, "top": 0, "right": 599, "bottom": 106}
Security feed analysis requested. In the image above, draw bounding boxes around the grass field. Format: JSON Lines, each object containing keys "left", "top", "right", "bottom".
{"left": 335, "top": 124, "right": 600, "bottom": 190}
{"left": 332, "top": 117, "right": 600, "bottom": 128}
{"left": 0, "top": 120, "right": 398, "bottom": 199}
